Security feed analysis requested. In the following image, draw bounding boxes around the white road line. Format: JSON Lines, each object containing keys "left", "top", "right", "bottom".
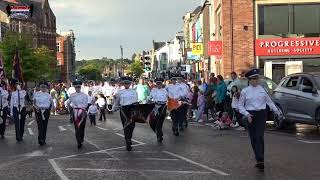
{"left": 84, "top": 138, "right": 100, "bottom": 149}
{"left": 113, "top": 128, "right": 121, "bottom": 131}
{"left": 48, "top": 159, "right": 69, "bottom": 180}
{"left": 163, "top": 151, "right": 229, "bottom": 176}
{"left": 58, "top": 126, "right": 67, "bottom": 131}
{"left": 96, "top": 126, "right": 108, "bottom": 131}
{"left": 59, "top": 158, "right": 178, "bottom": 161}
{"left": 85, "top": 143, "right": 146, "bottom": 155}
{"left": 298, "top": 140, "right": 320, "bottom": 144}
{"left": 28, "top": 120, "right": 35, "bottom": 126}
{"left": 28, "top": 128, "right": 34, "bottom": 135}
{"left": 65, "top": 168, "right": 212, "bottom": 174}
{"left": 115, "top": 133, "right": 145, "bottom": 145}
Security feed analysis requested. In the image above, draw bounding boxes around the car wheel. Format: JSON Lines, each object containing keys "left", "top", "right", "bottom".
{"left": 273, "top": 105, "right": 286, "bottom": 129}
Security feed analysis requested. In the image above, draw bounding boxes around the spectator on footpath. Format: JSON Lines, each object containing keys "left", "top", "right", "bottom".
{"left": 50, "top": 86, "right": 58, "bottom": 115}
{"left": 230, "top": 86, "right": 246, "bottom": 129}
{"left": 205, "top": 77, "right": 217, "bottom": 121}
{"left": 216, "top": 75, "right": 227, "bottom": 117}
{"left": 196, "top": 89, "right": 206, "bottom": 123}
{"left": 213, "top": 112, "right": 232, "bottom": 130}
{"left": 135, "top": 78, "right": 149, "bottom": 104}
{"left": 190, "top": 85, "right": 199, "bottom": 120}
{"left": 227, "top": 72, "right": 241, "bottom": 98}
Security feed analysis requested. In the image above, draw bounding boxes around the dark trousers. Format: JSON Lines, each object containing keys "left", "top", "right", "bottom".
{"left": 69, "top": 107, "right": 74, "bottom": 123}
{"left": 13, "top": 107, "right": 26, "bottom": 141}
{"left": 179, "top": 105, "right": 188, "bottom": 128}
{"left": 171, "top": 106, "right": 184, "bottom": 131}
{"left": 73, "top": 112, "right": 87, "bottom": 145}
{"left": 89, "top": 114, "right": 96, "bottom": 126}
{"left": 216, "top": 103, "right": 225, "bottom": 118}
{"left": 248, "top": 110, "right": 267, "bottom": 162}
{"left": 120, "top": 106, "right": 135, "bottom": 145}
{"left": 35, "top": 109, "right": 50, "bottom": 144}
{"left": 99, "top": 106, "right": 106, "bottom": 121}
{"left": 0, "top": 107, "right": 8, "bottom": 136}
{"left": 233, "top": 108, "right": 246, "bottom": 128}
{"left": 155, "top": 105, "right": 167, "bottom": 138}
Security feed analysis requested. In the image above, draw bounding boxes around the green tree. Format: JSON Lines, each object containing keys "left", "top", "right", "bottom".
{"left": 128, "top": 59, "right": 144, "bottom": 78}
{"left": 33, "top": 46, "right": 56, "bottom": 80}
{"left": 78, "top": 64, "right": 102, "bottom": 81}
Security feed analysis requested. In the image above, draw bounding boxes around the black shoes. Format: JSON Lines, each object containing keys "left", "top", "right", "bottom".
{"left": 157, "top": 136, "right": 163, "bottom": 143}
{"left": 255, "top": 162, "right": 265, "bottom": 171}
{"left": 0, "top": 135, "right": 4, "bottom": 139}
{"left": 126, "top": 139, "right": 132, "bottom": 151}
{"left": 77, "top": 143, "right": 83, "bottom": 149}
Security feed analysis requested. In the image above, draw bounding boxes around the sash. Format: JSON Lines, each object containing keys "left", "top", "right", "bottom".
{"left": 74, "top": 108, "right": 87, "bottom": 128}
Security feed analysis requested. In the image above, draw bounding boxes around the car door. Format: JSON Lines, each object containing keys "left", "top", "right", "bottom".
{"left": 278, "top": 76, "right": 301, "bottom": 121}
{"left": 295, "top": 76, "right": 320, "bottom": 123}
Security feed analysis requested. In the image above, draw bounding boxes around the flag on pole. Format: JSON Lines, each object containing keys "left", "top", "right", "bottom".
{"left": 12, "top": 48, "right": 24, "bottom": 83}
{"left": 0, "top": 55, "right": 5, "bottom": 80}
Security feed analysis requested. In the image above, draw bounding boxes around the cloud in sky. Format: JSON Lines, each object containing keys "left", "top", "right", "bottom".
{"left": 50, "top": 0, "right": 201, "bottom": 60}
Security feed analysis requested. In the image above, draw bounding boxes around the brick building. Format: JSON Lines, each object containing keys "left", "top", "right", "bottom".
{"left": 57, "top": 30, "right": 76, "bottom": 82}
{"left": 0, "top": 0, "right": 56, "bottom": 52}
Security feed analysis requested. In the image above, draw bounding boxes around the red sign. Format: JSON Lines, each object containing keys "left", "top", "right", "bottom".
{"left": 256, "top": 38, "right": 320, "bottom": 56}
{"left": 208, "top": 41, "right": 222, "bottom": 56}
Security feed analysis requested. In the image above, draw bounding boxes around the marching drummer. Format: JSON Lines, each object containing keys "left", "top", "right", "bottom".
{"left": 0, "top": 80, "right": 9, "bottom": 139}
{"left": 238, "top": 69, "right": 281, "bottom": 171}
{"left": 166, "top": 75, "right": 182, "bottom": 136}
{"left": 10, "top": 79, "right": 27, "bottom": 142}
{"left": 33, "top": 81, "right": 53, "bottom": 146}
{"left": 114, "top": 76, "right": 138, "bottom": 151}
{"left": 67, "top": 80, "right": 89, "bottom": 149}
{"left": 150, "top": 78, "right": 168, "bottom": 142}
{"left": 176, "top": 75, "right": 190, "bottom": 130}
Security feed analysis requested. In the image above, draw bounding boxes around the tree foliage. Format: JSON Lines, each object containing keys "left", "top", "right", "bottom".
{"left": 128, "top": 57, "right": 144, "bottom": 78}
{"left": 78, "top": 64, "right": 102, "bottom": 81}
{"left": 0, "top": 32, "right": 56, "bottom": 81}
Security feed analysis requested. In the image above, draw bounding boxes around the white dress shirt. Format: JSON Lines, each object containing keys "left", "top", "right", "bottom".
{"left": 96, "top": 97, "right": 106, "bottom": 108}
{"left": 87, "top": 95, "right": 95, "bottom": 104}
{"left": 68, "top": 92, "right": 88, "bottom": 109}
{"left": 150, "top": 88, "right": 168, "bottom": 102}
{"left": 10, "top": 90, "right": 26, "bottom": 115}
{"left": 0, "top": 87, "right": 9, "bottom": 108}
{"left": 177, "top": 83, "right": 190, "bottom": 98}
{"left": 166, "top": 84, "right": 181, "bottom": 99}
{"left": 238, "top": 85, "right": 279, "bottom": 117}
{"left": 116, "top": 89, "right": 138, "bottom": 106}
{"left": 33, "top": 91, "right": 53, "bottom": 109}
{"left": 67, "top": 87, "right": 76, "bottom": 96}
{"left": 88, "top": 104, "right": 98, "bottom": 114}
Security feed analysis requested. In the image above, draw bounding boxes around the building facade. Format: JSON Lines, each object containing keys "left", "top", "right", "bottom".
{"left": 56, "top": 30, "right": 76, "bottom": 82}
{"left": 0, "top": 0, "right": 56, "bottom": 52}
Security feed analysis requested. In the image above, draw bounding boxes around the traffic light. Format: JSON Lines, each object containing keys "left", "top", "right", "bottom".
{"left": 144, "top": 55, "right": 152, "bottom": 72}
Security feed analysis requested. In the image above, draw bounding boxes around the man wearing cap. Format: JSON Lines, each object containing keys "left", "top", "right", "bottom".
{"left": 33, "top": 81, "right": 53, "bottom": 146}
{"left": 10, "top": 80, "right": 27, "bottom": 142}
{"left": 114, "top": 76, "right": 138, "bottom": 151}
{"left": 238, "top": 69, "right": 281, "bottom": 171}
{"left": 166, "top": 75, "right": 183, "bottom": 136}
{"left": 67, "top": 80, "right": 89, "bottom": 149}
{"left": 0, "top": 80, "right": 9, "bottom": 139}
{"left": 176, "top": 75, "right": 190, "bottom": 131}
{"left": 150, "top": 78, "right": 168, "bottom": 142}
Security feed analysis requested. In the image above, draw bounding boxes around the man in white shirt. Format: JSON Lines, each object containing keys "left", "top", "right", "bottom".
{"left": 177, "top": 76, "right": 190, "bottom": 131}
{"left": 33, "top": 81, "right": 53, "bottom": 146}
{"left": 0, "top": 81, "right": 9, "bottom": 139}
{"left": 67, "top": 80, "right": 89, "bottom": 149}
{"left": 227, "top": 72, "right": 242, "bottom": 97}
{"left": 150, "top": 78, "right": 168, "bottom": 143}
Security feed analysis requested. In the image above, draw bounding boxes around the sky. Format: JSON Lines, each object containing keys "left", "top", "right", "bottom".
{"left": 50, "top": 0, "right": 201, "bottom": 60}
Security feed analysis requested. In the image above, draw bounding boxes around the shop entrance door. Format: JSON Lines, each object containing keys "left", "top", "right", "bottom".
{"left": 272, "top": 64, "right": 285, "bottom": 84}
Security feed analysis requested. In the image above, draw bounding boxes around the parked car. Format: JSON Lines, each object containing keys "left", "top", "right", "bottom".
{"left": 272, "top": 73, "right": 320, "bottom": 129}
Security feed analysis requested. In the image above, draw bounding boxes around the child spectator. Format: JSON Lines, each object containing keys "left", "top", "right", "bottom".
{"left": 88, "top": 99, "right": 98, "bottom": 126}
{"left": 214, "top": 112, "right": 232, "bottom": 130}
{"left": 231, "top": 86, "right": 246, "bottom": 129}
{"left": 196, "top": 90, "right": 205, "bottom": 123}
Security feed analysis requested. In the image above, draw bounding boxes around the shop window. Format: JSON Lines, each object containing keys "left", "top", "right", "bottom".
{"left": 259, "top": 5, "right": 290, "bottom": 35}
{"left": 293, "top": 5, "right": 320, "bottom": 34}
{"left": 285, "top": 76, "right": 299, "bottom": 89}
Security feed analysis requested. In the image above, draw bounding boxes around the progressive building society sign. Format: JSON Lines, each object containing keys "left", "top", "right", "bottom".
{"left": 256, "top": 37, "right": 320, "bottom": 56}
{"left": 6, "top": 4, "right": 33, "bottom": 19}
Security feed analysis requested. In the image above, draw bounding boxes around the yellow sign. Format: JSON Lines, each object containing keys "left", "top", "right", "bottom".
{"left": 191, "top": 43, "right": 203, "bottom": 55}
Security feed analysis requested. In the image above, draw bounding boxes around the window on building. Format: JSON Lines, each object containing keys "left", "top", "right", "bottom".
{"left": 258, "top": 4, "right": 320, "bottom": 37}
{"left": 57, "top": 58, "right": 62, "bottom": 66}
{"left": 57, "top": 43, "right": 61, "bottom": 52}
{"left": 160, "top": 53, "right": 167, "bottom": 61}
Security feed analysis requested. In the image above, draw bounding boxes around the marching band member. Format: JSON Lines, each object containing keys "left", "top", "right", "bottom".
{"left": 114, "top": 77, "right": 138, "bottom": 151}
{"left": 177, "top": 75, "right": 190, "bottom": 130}
{"left": 33, "top": 81, "right": 53, "bottom": 146}
{"left": 10, "top": 79, "right": 27, "bottom": 142}
{"left": 67, "top": 80, "right": 89, "bottom": 149}
{"left": 150, "top": 78, "right": 168, "bottom": 142}
{"left": 238, "top": 69, "right": 281, "bottom": 171}
{"left": 0, "top": 81, "right": 9, "bottom": 139}
{"left": 166, "top": 75, "right": 182, "bottom": 136}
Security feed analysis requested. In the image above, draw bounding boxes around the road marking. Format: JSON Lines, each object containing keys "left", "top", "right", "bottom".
{"left": 96, "top": 126, "right": 108, "bottom": 131}
{"left": 28, "top": 128, "right": 34, "bottom": 135}
{"left": 298, "top": 140, "right": 320, "bottom": 144}
{"left": 115, "top": 133, "right": 145, "bottom": 145}
{"left": 84, "top": 138, "right": 100, "bottom": 149}
{"left": 58, "top": 126, "right": 67, "bottom": 131}
{"left": 60, "top": 158, "right": 178, "bottom": 161}
{"left": 163, "top": 151, "right": 229, "bottom": 176}
{"left": 65, "top": 168, "right": 211, "bottom": 174}
{"left": 85, "top": 143, "right": 146, "bottom": 155}
{"left": 113, "top": 128, "right": 121, "bottom": 131}
{"left": 28, "top": 120, "right": 35, "bottom": 126}
{"left": 48, "top": 159, "right": 69, "bottom": 180}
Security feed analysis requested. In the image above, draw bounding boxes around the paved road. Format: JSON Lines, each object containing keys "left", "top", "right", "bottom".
{"left": 0, "top": 113, "right": 319, "bottom": 180}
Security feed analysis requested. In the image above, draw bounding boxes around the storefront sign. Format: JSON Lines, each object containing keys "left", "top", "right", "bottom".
{"left": 208, "top": 41, "right": 223, "bottom": 56}
{"left": 187, "top": 51, "right": 200, "bottom": 60}
{"left": 256, "top": 38, "right": 320, "bottom": 56}
{"left": 191, "top": 43, "right": 203, "bottom": 55}
{"left": 6, "top": 5, "right": 33, "bottom": 19}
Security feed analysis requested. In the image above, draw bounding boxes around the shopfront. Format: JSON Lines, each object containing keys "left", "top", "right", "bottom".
{"left": 255, "top": 2, "right": 320, "bottom": 83}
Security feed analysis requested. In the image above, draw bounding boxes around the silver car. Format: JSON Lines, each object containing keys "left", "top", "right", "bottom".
{"left": 272, "top": 73, "right": 320, "bottom": 129}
